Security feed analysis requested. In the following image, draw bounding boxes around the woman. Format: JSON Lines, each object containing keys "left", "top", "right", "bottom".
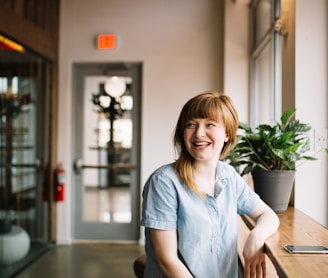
{"left": 141, "top": 91, "right": 279, "bottom": 277}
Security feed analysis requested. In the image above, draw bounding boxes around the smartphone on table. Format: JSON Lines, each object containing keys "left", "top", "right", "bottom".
{"left": 284, "top": 245, "right": 328, "bottom": 254}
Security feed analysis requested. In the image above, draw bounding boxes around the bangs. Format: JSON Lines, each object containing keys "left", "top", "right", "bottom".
{"left": 182, "top": 96, "right": 223, "bottom": 123}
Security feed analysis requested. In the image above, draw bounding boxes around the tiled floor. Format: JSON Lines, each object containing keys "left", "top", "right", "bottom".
{"left": 15, "top": 243, "right": 145, "bottom": 278}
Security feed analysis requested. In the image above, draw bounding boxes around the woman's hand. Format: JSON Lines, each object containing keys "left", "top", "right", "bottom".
{"left": 242, "top": 230, "right": 266, "bottom": 278}
{"left": 243, "top": 200, "right": 279, "bottom": 277}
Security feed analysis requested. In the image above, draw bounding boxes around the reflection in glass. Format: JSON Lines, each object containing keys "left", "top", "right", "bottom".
{"left": 255, "top": 0, "right": 272, "bottom": 46}
{"left": 98, "top": 117, "right": 132, "bottom": 149}
{"left": 84, "top": 185, "right": 131, "bottom": 223}
{"left": 0, "top": 36, "right": 50, "bottom": 277}
{"left": 82, "top": 76, "right": 133, "bottom": 223}
{"left": 254, "top": 41, "right": 273, "bottom": 126}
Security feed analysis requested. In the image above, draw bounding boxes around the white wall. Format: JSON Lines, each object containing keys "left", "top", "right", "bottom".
{"left": 294, "top": 0, "right": 328, "bottom": 226}
{"left": 58, "top": 0, "right": 224, "bottom": 244}
{"left": 224, "top": 0, "right": 250, "bottom": 123}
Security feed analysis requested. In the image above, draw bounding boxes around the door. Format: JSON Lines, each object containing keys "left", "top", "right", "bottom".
{"left": 72, "top": 63, "right": 141, "bottom": 241}
{"left": 0, "top": 35, "right": 51, "bottom": 277}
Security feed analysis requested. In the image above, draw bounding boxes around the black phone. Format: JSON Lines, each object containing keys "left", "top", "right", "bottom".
{"left": 284, "top": 245, "right": 328, "bottom": 254}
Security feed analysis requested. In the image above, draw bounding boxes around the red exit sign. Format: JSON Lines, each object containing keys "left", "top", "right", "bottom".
{"left": 97, "top": 34, "right": 116, "bottom": 49}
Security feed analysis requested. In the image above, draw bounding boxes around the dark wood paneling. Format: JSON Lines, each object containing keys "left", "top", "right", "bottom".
{"left": 0, "top": 0, "right": 59, "bottom": 60}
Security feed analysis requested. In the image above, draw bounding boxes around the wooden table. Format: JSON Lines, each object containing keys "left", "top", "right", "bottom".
{"left": 238, "top": 207, "right": 328, "bottom": 277}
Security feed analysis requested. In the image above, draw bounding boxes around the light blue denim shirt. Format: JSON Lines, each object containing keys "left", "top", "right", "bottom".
{"left": 141, "top": 161, "right": 260, "bottom": 278}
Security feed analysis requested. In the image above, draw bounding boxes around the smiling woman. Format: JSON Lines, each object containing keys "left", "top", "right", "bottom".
{"left": 141, "top": 91, "right": 279, "bottom": 278}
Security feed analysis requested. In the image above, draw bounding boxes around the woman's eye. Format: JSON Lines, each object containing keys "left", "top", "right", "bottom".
{"left": 207, "top": 123, "right": 216, "bottom": 128}
{"left": 186, "top": 122, "right": 195, "bottom": 128}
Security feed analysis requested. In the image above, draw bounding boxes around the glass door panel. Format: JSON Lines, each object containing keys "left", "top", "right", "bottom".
{"left": 72, "top": 63, "right": 141, "bottom": 241}
{"left": 0, "top": 35, "right": 51, "bottom": 278}
{"left": 82, "top": 76, "right": 133, "bottom": 224}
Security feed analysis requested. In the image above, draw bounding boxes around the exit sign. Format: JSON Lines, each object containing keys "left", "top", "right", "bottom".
{"left": 97, "top": 34, "right": 116, "bottom": 49}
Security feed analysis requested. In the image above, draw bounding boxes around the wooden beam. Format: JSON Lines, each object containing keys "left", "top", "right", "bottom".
{"left": 0, "top": 4, "right": 58, "bottom": 60}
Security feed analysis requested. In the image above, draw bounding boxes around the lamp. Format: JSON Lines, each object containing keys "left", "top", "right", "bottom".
{"left": 104, "top": 76, "right": 126, "bottom": 98}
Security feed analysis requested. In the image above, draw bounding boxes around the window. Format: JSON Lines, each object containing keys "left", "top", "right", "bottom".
{"left": 250, "top": 0, "right": 281, "bottom": 127}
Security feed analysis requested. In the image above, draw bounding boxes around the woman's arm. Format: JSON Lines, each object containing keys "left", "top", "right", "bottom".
{"left": 243, "top": 200, "right": 280, "bottom": 278}
{"left": 150, "top": 228, "right": 193, "bottom": 278}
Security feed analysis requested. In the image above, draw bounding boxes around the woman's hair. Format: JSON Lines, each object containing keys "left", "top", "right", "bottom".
{"left": 173, "top": 91, "right": 238, "bottom": 195}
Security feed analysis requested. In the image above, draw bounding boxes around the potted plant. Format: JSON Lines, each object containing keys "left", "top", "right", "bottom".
{"left": 227, "top": 108, "right": 316, "bottom": 213}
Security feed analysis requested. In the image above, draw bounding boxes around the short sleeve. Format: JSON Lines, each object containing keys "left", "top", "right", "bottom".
{"left": 141, "top": 168, "right": 178, "bottom": 230}
{"left": 233, "top": 169, "right": 260, "bottom": 215}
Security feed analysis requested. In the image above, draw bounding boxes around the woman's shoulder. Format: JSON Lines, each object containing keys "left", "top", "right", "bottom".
{"left": 216, "top": 160, "right": 237, "bottom": 176}
{"left": 151, "top": 162, "right": 175, "bottom": 176}
{"left": 145, "top": 163, "right": 179, "bottom": 184}
{"left": 144, "top": 163, "right": 182, "bottom": 194}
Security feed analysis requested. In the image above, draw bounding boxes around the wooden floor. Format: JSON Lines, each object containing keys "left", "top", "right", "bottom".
{"left": 15, "top": 243, "right": 144, "bottom": 278}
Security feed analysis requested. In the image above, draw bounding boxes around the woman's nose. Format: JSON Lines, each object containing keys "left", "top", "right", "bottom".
{"left": 195, "top": 126, "right": 206, "bottom": 137}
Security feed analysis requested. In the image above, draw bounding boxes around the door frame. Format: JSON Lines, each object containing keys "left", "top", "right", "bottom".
{"left": 71, "top": 62, "right": 142, "bottom": 241}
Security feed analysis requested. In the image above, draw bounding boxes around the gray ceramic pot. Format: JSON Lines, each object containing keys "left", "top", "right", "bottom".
{"left": 252, "top": 170, "right": 295, "bottom": 213}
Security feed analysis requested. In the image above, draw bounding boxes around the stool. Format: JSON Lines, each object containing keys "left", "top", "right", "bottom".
{"left": 133, "top": 253, "right": 146, "bottom": 277}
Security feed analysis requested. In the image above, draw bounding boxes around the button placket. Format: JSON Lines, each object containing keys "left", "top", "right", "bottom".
{"left": 208, "top": 196, "right": 220, "bottom": 253}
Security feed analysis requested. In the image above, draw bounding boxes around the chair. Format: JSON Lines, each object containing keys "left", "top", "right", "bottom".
{"left": 133, "top": 253, "right": 146, "bottom": 277}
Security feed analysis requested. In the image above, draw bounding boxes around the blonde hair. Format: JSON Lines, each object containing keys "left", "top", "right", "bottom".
{"left": 173, "top": 91, "right": 238, "bottom": 195}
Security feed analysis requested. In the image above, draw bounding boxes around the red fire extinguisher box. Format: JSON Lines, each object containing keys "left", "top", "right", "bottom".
{"left": 55, "top": 163, "right": 65, "bottom": 202}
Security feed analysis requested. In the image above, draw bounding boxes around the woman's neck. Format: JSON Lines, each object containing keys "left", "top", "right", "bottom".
{"left": 193, "top": 161, "right": 217, "bottom": 196}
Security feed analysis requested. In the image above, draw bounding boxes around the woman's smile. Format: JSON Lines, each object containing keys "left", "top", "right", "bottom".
{"left": 193, "top": 140, "right": 210, "bottom": 147}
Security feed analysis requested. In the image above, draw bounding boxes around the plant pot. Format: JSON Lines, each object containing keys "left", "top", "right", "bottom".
{"left": 251, "top": 170, "right": 295, "bottom": 213}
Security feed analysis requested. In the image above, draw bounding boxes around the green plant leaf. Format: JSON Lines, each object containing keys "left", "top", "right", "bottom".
{"left": 226, "top": 108, "right": 317, "bottom": 175}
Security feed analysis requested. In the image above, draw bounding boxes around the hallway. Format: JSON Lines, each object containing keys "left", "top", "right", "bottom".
{"left": 15, "top": 243, "right": 144, "bottom": 278}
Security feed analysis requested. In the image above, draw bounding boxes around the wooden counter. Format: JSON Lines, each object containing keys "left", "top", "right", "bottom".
{"left": 238, "top": 207, "right": 328, "bottom": 277}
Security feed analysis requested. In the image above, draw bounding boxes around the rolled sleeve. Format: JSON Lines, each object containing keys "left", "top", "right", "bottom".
{"left": 141, "top": 167, "right": 178, "bottom": 231}
{"left": 234, "top": 170, "right": 260, "bottom": 215}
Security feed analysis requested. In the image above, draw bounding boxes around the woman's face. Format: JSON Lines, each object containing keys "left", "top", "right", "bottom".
{"left": 183, "top": 118, "right": 229, "bottom": 163}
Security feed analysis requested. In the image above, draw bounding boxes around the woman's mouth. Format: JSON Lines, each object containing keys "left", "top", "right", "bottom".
{"left": 193, "top": 141, "right": 210, "bottom": 147}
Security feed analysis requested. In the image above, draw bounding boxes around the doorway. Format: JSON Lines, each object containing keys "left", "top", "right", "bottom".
{"left": 72, "top": 63, "right": 142, "bottom": 241}
{"left": 0, "top": 35, "right": 52, "bottom": 277}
